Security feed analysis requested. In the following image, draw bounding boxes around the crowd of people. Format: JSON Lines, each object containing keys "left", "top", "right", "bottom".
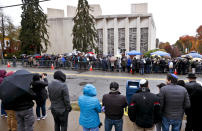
{"left": 0, "top": 69, "right": 202, "bottom": 131}
{"left": 8, "top": 53, "right": 202, "bottom": 75}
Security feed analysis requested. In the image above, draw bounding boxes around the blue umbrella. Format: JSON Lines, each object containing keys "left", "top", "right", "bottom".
{"left": 151, "top": 51, "right": 170, "bottom": 57}
{"left": 187, "top": 52, "right": 202, "bottom": 58}
{"left": 127, "top": 50, "right": 142, "bottom": 55}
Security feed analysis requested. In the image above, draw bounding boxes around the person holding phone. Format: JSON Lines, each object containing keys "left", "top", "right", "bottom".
{"left": 31, "top": 73, "right": 48, "bottom": 120}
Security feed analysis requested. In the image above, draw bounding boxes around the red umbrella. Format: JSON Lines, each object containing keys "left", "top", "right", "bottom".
{"left": 88, "top": 52, "right": 94, "bottom": 55}
{"left": 35, "top": 56, "right": 42, "bottom": 59}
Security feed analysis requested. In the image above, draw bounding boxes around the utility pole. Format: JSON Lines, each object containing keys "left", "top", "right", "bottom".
{"left": 1, "top": 14, "right": 5, "bottom": 64}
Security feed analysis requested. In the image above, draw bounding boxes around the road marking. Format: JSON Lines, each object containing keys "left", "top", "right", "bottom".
{"left": 31, "top": 71, "right": 166, "bottom": 81}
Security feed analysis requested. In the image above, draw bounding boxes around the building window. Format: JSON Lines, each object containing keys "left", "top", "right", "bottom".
{"left": 107, "top": 28, "right": 114, "bottom": 55}
{"left": 129, "top": 28, "right": 137, "bottom": 51}
{"left": 118, "top": 28, "right": 125, "bottom": 50}
{"left": 97, "top": 29, "right": 103, "bottom": 54}
{"left": 140, "top": 28, "right": 148, "bottom": 53}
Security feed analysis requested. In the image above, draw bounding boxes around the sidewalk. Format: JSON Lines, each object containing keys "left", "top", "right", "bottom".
{"left": 0, "top": 107, "right": 186, "bottom": 131}
{"left": 0, "top": 110, "right": 134, "bottom": 131}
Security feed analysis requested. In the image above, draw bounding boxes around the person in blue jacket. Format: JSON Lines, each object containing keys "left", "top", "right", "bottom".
{"left": 78, "top": 84, "right": 101, "bottom": 131}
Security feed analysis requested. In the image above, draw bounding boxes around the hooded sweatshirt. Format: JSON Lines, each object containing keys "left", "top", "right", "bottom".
{"left": 78, "top": 84, "right": 101, "bottom": 128}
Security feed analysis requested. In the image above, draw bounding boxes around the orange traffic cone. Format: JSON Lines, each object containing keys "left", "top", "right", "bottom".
{"left": 7, "top": 62, "right": 11, "bottom": 68}
{"left": 130, "top": 68, "right": 133, "bottom": 73}
{"left": 89, "top": 65, "right": 93, "bottom": 71}
{"left": 174, "top": 69, "right": 177, "bottom": 75}
{"left": 51, "top": 64, "right": 54, "bottom": 70}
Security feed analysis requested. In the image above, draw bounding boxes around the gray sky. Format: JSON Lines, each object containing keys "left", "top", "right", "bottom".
{"left": 1, "top": 0, "right": 202, "bottom": 44}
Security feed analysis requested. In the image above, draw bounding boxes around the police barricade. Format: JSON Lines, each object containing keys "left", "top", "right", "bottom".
{"left": 126, "top": 80, "right": 140, "bottom": 104}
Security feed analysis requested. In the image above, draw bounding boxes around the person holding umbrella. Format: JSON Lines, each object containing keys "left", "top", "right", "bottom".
{"left": 31, "top": 73, "right": 48, "bottom": 121}
{"left": 0, "top": 70, "right": 36, "bottom": 131}
{"left": 3, "top": 71, "right": 17, "bottom": 131}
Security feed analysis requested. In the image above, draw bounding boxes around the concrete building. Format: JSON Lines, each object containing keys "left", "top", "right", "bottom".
{"left": 46, "top": 3, "right": 156, "bottom": 55}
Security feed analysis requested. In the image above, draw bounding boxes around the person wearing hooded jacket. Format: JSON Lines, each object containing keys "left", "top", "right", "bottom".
{"left": 31, "top": 73, "right": 48, "bottom": 120}
{"left": 0, "top": 70, "right": 7, "bottom": 117}
{"left": 48, "top": 71, "right": 72, "bottom": 131}
{"left": 78, "top": 84, "right": 101, "bottom": 131}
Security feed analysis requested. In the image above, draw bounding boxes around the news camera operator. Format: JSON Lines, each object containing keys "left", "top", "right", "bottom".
{"left": 31, "top": 73, "right": 48, "bottom": 120}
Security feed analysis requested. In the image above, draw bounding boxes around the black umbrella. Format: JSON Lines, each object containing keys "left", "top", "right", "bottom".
{"left": 0, "top": 70, "right": 34, "bottom": 103}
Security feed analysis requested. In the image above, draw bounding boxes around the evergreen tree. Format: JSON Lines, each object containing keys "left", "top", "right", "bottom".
{"left": 19, "top": 0, "right": 49, "bottom": 54}
{"left": 73, "top": 0, "right": 98, "bottom": 53}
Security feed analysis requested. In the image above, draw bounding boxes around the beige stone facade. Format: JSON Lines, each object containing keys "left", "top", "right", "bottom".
{"left": 45, "top": 3, "right": 156, "bottom": 55}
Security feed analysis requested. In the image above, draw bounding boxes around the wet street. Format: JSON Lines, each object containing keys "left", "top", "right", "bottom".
{"left": 0, "top": 66, "right": 201, "bottom": 130}
{"left": 3, "top": 66, "right": 202, "bottom": 101}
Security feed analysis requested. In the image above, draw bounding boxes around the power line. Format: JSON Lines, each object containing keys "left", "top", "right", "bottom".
{"left": 0, "top": 0, "right": 51, "bottom": 9}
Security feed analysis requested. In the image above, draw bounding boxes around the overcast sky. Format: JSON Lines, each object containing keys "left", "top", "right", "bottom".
{"left": 1, "top": 0, "right": 202, "bottom": 44}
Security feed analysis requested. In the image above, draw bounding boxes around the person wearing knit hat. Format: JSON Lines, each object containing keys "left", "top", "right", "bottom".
{"left": 102, "top": 82, "right": 127, "bottom": 131}
{"left": 109, "top": 82, "right": 119, "bottom": 92}
{"left": 128, "top": 79, "right": 161, "bottom": 131}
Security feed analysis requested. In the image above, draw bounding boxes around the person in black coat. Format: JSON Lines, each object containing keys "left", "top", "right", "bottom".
{"left": 128, "top": 79, "right": 161, "bottom": 130}
{"left": 185, "top": 73, "right": 202, "bottom": 131}
{"left": 31, "top": 73, "right": 48, "bottom": 120}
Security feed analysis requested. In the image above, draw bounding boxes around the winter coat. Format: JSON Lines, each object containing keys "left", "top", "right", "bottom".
{"left": 11, "top": 88, "right": 36, "bottom": 111}
{"left": 186, "top": 81, "right": 202, "bottom": 130}
{"left": 185, "top": 81, "right": 201, "bottom": 97}
{"left": 128, "top": 88, "right": 161, "bottom": 128}
{"left": 0, "top": 70, "right": 36, "bottom": 111}
{"left": 102, "top": 91, "right": 127, "bottom": 120}
{"left": 32, "top": 78, "right": 48, "bottom": 106}
{"left": 78, "top": 84, "right": 101, "bottom": 129}
{"left": 48, "top": 79, "right": 72, "bottom": 114}
{"left": 159, "top": 84, "right": 190, "bottom": 120}
{"left": 139, "top": 59, "right": 145, "bottom": 69}
{"left": 121, "top": 57, "right": 127, "bottom": 67}
{"left": 127, "top": 58, "right": 132, "bottom": 67}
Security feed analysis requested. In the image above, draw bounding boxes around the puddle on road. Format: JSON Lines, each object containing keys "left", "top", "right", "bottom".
{"left": 79, "top": 82, "right": 94, "bottom": 86}
{"left": 66, "top": 77, "right": 76, "bottom": 79}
